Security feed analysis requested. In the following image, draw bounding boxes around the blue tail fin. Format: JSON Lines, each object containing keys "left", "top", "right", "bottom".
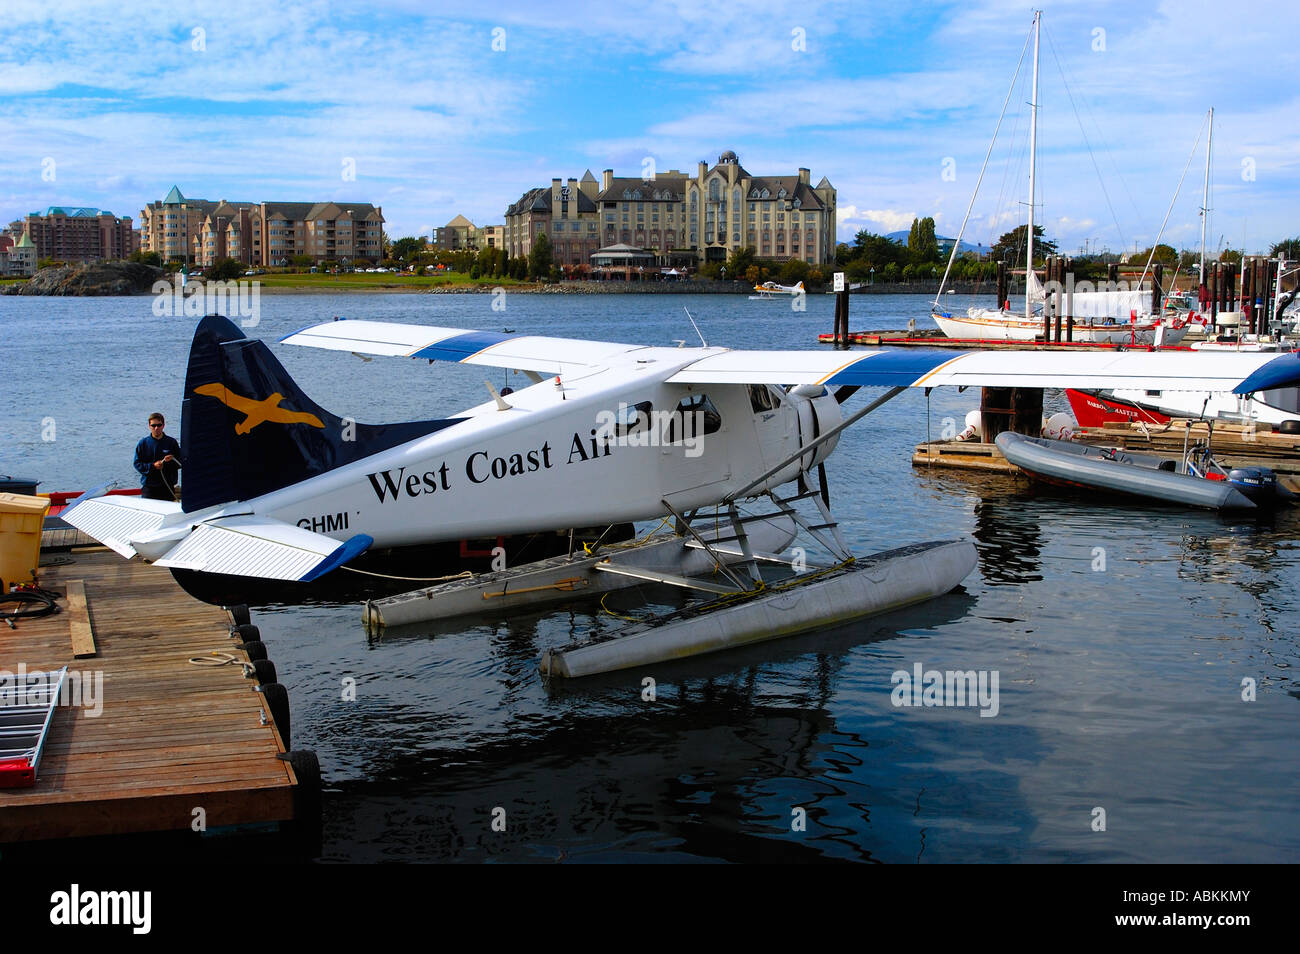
{"left": 180, "top": 315, "right": 457, "bottom": 513}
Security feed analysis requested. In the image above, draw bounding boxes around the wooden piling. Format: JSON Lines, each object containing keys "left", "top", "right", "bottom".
{"left": 834, "top": 286, "right": 850, "bottom": 349}
{"left": 996, "top": 261, "right": 1008, "bottom": 311}
{"left": 1211, "top": 262, "right": 1220, "bottom": 323}
{"left": 1241, "top": 258, "right": 1255, "bottom": 334}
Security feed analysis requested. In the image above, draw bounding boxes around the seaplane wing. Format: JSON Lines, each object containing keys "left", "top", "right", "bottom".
{"left": 149, "top": 516, "right": 372, "bottom": 582}
{"left": 669, "top": 348, "right": 1300, "bottom": 393}
{"left": 285, "top": 320, "right": 1300, "bottom": 394}
{"left": 281, "top": 320, "right": 669, "bottom": 377}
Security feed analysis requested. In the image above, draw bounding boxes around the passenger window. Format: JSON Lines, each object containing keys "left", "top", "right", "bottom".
{"left": 613, "top": 400, "right": 653, "bottom": 436}
{"left": 667, "top": 393, "right": 722, "bottom": 442}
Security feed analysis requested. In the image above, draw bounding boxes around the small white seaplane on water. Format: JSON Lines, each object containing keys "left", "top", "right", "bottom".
{"left": 749, "top": 280, "right": 804, "bottom": 300}
{"left": 62, "top": 315, "right": 1300, "bottom": 677}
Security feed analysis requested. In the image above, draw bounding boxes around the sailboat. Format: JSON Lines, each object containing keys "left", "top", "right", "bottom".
{"left": 931, "top": 11, "right": 1187, "bottom": 346}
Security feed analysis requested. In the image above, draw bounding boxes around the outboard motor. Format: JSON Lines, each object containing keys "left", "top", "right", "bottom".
{"left": 1227, "top": 466, "right": 1279, "bottom": 505}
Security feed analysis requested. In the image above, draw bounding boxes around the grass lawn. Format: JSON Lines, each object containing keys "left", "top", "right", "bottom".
{"left": 252, "top": 271, "right": 537, "bottom": 291}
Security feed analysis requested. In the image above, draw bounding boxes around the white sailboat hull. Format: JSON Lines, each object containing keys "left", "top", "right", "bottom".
{"left": 932, "top": 309, "right": 1187, "bottom": 345}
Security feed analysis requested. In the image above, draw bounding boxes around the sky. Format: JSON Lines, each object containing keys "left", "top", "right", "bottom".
{"left": 2, "top": 0, "right": 1297, "bottom": 257}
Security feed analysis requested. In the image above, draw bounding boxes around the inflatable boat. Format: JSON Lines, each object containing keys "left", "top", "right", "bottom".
{"left": 995, "top": 431, "right": 1294, "bottom": 511}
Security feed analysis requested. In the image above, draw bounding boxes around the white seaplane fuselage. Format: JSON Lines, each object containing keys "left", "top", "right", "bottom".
{"left": 176, "top": 358, "right": 839, "bottom": 555}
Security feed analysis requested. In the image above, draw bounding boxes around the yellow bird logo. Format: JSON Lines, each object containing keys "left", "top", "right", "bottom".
{"left": 194, "top": 383, "right": 325, "bottom": 435}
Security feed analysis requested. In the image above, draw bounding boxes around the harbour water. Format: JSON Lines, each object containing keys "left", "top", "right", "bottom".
{"left": 3, "top": 291, "right": 1298, "bottom": 863}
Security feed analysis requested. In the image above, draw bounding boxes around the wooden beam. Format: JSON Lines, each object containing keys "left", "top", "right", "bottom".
{"left": 65, "top": 579, "right": 97, "bottom": 658}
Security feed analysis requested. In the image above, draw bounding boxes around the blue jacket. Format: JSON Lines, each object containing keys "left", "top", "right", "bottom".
{"left": 134, "top": 433, "right": 182, "bottom": 489}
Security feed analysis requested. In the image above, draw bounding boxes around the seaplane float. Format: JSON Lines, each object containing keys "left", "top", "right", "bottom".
{"left": 59, "top": 315, "right": 1300, "bottom": 678}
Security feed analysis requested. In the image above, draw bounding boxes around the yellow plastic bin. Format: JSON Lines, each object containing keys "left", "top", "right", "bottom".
{"left": 0, "top": 492, "right": 51, "bottom": 591}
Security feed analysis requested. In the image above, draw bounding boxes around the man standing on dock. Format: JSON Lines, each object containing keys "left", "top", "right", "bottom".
{"left": 134, "top": 413, "right": 182, "bottom": 501}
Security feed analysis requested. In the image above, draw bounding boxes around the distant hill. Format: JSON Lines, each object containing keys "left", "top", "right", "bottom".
{"left": 885, "top": 230, "right": 990, "bottom": 256}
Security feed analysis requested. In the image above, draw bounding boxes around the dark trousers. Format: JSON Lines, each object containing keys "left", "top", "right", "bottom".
{"left": 142, "top": 484, "right": 176, "bottom": 501}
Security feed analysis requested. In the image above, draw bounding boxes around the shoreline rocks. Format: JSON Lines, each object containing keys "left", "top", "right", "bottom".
{"left": 3, "top": 262, "right": 166, "bottom": 296}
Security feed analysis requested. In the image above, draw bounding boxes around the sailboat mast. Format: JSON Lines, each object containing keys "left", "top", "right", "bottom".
{"left": 1199, "top": 107, "right": 1213, "bottom": 297}
{"left": 1026, "top": 10, "right": 1040, "bottom": 320}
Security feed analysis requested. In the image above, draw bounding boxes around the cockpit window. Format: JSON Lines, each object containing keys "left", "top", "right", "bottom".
{"left": 749, "top": 384, "right": 782, "bottom": 412}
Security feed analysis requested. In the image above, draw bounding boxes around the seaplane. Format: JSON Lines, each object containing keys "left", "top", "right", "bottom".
{"left": 60, "top": 314, "right": 1300, "bottom": 677}
{"left": 749, "top": 280, "right": 804, "bottom": 300}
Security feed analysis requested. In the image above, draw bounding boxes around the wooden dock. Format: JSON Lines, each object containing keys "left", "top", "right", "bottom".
{"left": 0, "top": 548, "right": 300, "bottom": 844}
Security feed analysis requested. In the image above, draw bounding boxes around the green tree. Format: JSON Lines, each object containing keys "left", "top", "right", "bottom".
{"left": 907, "top": 217, "right": 940, "bottom": 264}
{"left": 290, "top": 254, "right": 313, "bottom": 268}
{"left": 851, "top": 230, "right": 906, "bottom": 268}
{"left": 778, "top": 258, "right": 810, "bottom": 284}
{"left": 1131, "top": 244, "right": 1178, "bottom": 266}
{"left": 529, "top": 233, "right": 553, "bottom": 280}
{"left": 208, "top": 257, "right": 243, "bottom": 281}
{"left": 129, "top": 250, "right": 162, "bottom": 266}
{"left": 390, "top": 236, "right": 422, "bottom": 261}
{"left": 991, "top": 224, "right": 1056, "bottom": 265}
{"left": 726, "top": 246, "right": 756, "bottom": 276}
{"left": 1219, "top": 248, "right": 1242, "bottom": 265}
{"left": 1269, "top": 237, "right": 1300, "bottom": 259}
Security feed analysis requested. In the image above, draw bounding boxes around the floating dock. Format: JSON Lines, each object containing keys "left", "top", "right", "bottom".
{"left": 0, "top": 548, "right": 308, "bottom": 846}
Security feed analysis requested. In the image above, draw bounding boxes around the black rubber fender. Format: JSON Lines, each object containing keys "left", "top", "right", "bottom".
{"left": 238, "top": 639, "right": 268, "bottom": 662}
{"left": 232, "top": 623, "right": 261, "bottom": 643}
{"left": 280, "top": 749, "right": 322, "bottom": 859}
{"left": 260, "top": 681, "right": 290, "bottom": 748}
{"left": 252, "top": 658, "right": 278, "bottom": 685}
{"left": 226, "top": 604, "right": 251, "bottom": 626}
{"left": 1279, "top": 420, "right": 1300, "bottom": 435}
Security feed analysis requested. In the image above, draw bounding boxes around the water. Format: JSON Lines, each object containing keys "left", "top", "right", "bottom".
{"left": 3, "top": 291, "right": 1298, "bottom": 863}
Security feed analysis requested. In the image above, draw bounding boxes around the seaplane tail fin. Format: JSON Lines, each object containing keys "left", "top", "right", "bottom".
{"left": 60, "top": 489, "right": 179, "bottom": 558}
{"left": 152, "top": 515, "right": 372, "bottom": 582}
{"left": 181, "top": 315, "right": 460, "bottom": 514}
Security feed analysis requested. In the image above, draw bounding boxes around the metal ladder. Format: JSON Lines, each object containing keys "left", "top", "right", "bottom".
{"left": 0, "top": 666, "right": 67, "bottom": 788}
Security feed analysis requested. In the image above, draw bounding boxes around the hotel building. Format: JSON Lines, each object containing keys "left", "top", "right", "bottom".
{"left": 505, "top": 151, "right": 836, "bottom": 267}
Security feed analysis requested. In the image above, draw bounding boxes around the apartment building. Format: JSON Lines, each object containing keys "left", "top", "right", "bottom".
{"left": 6, "top": 207, "right": 137, "bottom": 263}
{"left": 140, "top": 186, "right": 385, "bottom": 266}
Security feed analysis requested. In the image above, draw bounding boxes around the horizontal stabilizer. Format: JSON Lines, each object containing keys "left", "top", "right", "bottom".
{"left": 153, "top": 515, "right": 372, "bottom": 581}
{"left": 59, "top": 493, "right": 179, "bottom": 558}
